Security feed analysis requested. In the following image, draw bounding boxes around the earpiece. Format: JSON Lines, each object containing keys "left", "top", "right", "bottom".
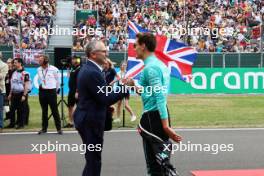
{"left": 76, "top": 58, "right": 81, "bottom": 64}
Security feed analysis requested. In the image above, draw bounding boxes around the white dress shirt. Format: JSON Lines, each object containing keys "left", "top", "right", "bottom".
{"left": 0, "top": 60, "right": 8, "bottom": 93}
{"left": 37, "top": 65, "right": 60, "bottom": 89}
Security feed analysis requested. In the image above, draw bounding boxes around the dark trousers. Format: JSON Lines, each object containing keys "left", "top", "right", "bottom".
{"left": 39, "top": 89, "right": 61, "bottom": 131}
{"left": 4, "top": 95, "right": 10, "bottom": 120}
{"left": 9, "top": 93, "right": 27, "bottom": 127}
{"left": 77, "top": 124, "right": 104, "bottom": 176}
{"left": 24, "top": 95, "right": 30, "bottom": 125}
{"left": 143, "top": 138, "right": 163, "bottom": 176}
{"left": 104, "top": 107, "right": 114, "bottom": 131}
{"left": 0, "top": 93, "right": 3, "bottom": 128}
{"left": 140, "top": 111, "right": 170, "bottom": 176}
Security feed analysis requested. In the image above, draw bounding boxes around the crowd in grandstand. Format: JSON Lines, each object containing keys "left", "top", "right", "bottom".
{"left": 73, "top": 0, "right": 128, "bottom": 51}
{"left": 0, "top": 0, "right": 56, "bottom": 49}
{"left": 73, "top": 0, "right": 263, "bottom": 53}
{"left": 0, "top": 0, "right": 263, "bottom": 52}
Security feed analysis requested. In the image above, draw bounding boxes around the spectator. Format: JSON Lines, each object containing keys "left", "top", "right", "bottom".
{"left": 0, "top": 0, "right": 56, "bottom": 49}
{"left": 73, "top": 41, "right": 84, "bottom": 51}
{"left": 0, "top": 52, "right": 8, "bottom": 133}
{"left": 73, "top": 0, "right": 263, "bottom": 52}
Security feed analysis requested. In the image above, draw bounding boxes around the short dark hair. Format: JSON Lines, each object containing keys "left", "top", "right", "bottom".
{"left": 136, "top": 33, "right": 156, "bottom": 52}
{"left": 14, "top": 58, "right": 24, "bottom": 65}
{"left": 39, "top": 55, "right": 49, "bottom": 64}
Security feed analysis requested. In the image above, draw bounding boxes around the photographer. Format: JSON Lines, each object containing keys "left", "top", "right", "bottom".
{"left": 64, "top": 56, "right": 81, "bottom": 128}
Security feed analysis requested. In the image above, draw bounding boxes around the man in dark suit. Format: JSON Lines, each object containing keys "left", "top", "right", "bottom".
{"left": 74, "top": 40, "right": 128, "bottom": 176}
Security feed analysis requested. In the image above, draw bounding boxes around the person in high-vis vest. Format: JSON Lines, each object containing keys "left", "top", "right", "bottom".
{"left": 7, "top": 58, "right": 30, "bottom": 129}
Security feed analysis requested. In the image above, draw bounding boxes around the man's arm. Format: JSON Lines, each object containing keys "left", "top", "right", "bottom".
{"left": 23, "top": 73, "right": 30, "bottom": 96}
{"left": 123, "top": 78, "right": 142, "bottom": 95}
{"left": 8, "top": 71, "right": 13, "bottom": 101}
{"left": 161, "top": 119, "right": 182, "bottom": 143}
{"left": 87, "top": 70, "right": 128, "bottom": 106}
{"left": 109, "top": 69, "right": 120, "bottom": 86}
{"left": 0, "top": 64, "right": 8, "bottom": 81}
{"left": 147, "top": 67, "right": 182, "bottom": 143}
{"left": 75, "top": 68, "right": 80, "bottom": 99}
{"left": 54, "top": 68, "right": 60, "bottom": 91}
{"left": 147, "top": 67, "right": 168, "bottom": 119}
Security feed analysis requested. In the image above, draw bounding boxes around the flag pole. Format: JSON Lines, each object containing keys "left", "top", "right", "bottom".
{"left": 119, "top": 15, "right": 133, "bottom": 128}
{"left": 260, "top": 21, "right": 263, "bottom": 68}
{"left": 184, "top": 0, "right": 188, "bottom": 43}
{"left": 122, "top": 16, "right": 128, "bottom": 128}
{"left": 18, "top": 16, "right": 23, "bottom": 57}
{"left": 183, "top": 0, "right": 186, "bottom": 22}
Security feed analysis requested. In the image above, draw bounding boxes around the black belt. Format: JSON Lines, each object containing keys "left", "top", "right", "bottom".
{"left": 39, "top": 88, "right": 56, "bottom": 91}
{"left": 12, "top": 92, "right": 23, "bottom": 95}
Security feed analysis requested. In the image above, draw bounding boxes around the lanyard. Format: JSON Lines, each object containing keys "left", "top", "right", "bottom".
{"left": 41, "top": 66, "right": 49, "bottom": 85}
{"left": 71, "top": 65, "right": 80, "bottom": 73}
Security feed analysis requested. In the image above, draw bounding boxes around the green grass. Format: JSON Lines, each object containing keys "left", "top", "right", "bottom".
{"left": 4, "top": 95, "right": 264, "bottom": 131}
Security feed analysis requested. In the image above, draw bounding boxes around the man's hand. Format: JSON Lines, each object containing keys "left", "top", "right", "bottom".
{"left": 162, "top": 119, "right": 183, "bottom": 143}
{"left": 57, "top": 88, "right": 60, "bottom": 95}
{"left": 123, "top": 78, "right": 135, "bottom": 86}
{"left": 21, "top": 95, "right": 26, "bottom": 102}
{"left": 171, "top": 133, "right": 182, "bottom": 143}
{"left": 75, "top": 92, "right": 78, "bottom": 99}
{"left": 8, "top": 94, "right": 11, "bottom": 101}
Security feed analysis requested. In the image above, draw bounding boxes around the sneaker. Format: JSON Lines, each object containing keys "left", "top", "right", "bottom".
{"left": 5, "top": 124, "right": 15, "bottom": 128}
{"left": 38, "top": 129, "right": 47, "bottom": 135}
{"left": 57, "top": 130, "right": 63, "bottom": 135}
{"left": 113, "top": 118, "right": 121, "bottom": 123}
{"left": 4, "top": 117, "right": 10, "bottom": 121}
{"left": 130, "top": 115, "right": 137, "bottom": 122}
{"left": 64, "top": 123, "right": 74, "bottom": 128}
{"left": 16, "top": 126, "right": 24, "bottom": 130}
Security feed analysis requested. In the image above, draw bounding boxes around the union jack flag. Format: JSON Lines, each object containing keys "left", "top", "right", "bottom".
{"left": 126, "top": 20, "right": 197, "bottom": 82}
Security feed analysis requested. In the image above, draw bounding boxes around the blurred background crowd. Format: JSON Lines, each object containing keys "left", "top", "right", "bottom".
{"left": 0, "top": 0, "right": 56, "bottom": 49}
{"left": 73, "top": 0, "right": 263, "bottom": 52}
{"left": 0, "top": 0, "right": 263, "bottom": 52}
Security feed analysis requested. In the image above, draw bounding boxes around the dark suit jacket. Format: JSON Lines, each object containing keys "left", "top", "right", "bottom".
{"left": 74, "top": 60, "right": 127, "bottom": 129}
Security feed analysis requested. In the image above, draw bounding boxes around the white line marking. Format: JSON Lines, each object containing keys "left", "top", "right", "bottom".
{"left": 1, "top": 128, "right": 264, "bottom": 135}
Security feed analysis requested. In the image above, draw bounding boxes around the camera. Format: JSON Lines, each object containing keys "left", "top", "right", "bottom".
{"left": 60, "top": 55, "right": 82, "bottom": 68}
{"left": 60, "top": 56, "right": 72, "bottom": 68}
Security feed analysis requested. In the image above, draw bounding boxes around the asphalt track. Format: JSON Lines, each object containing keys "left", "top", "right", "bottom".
{"left": 0, "top": 128, "right": 264, "bottom": 176}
